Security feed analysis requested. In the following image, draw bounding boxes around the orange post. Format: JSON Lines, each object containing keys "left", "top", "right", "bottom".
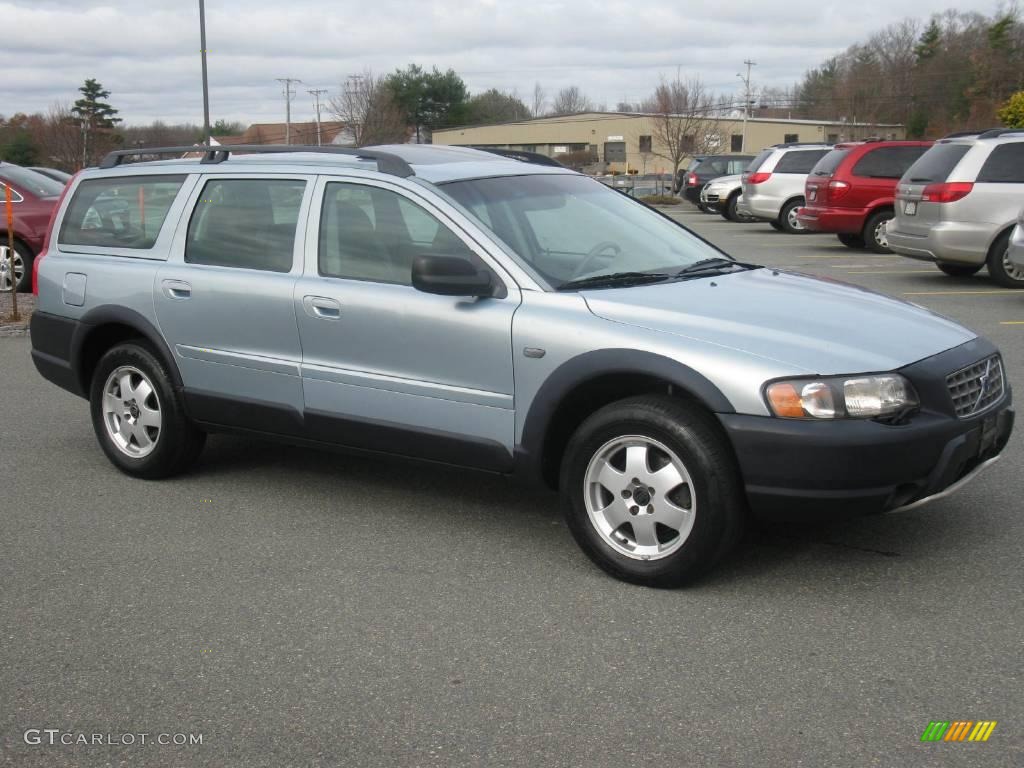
{"left": 5, "top": 183, "right": 17, "bottom": 322}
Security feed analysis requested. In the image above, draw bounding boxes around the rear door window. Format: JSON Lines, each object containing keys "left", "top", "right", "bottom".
{"left": 976, "top": 143, "right": 1024, "bottom": 183}
{"left": 774, "top": 150, "right": 830, "bottom": 174}
{"left": 59, "top": 175, "right": 187, "bottom": 249}
{"left": 852, "top": 146, "right": 931, "bottom": 179}
{"left": 902, "top": 143, "right": 971, "bottom": 183}
{"left": 186, "top": 178, "right": 306, "bottom": 272}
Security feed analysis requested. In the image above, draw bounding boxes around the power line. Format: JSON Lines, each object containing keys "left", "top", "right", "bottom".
{"left": 275, "top": 77, "right": 302, "bottom": 144}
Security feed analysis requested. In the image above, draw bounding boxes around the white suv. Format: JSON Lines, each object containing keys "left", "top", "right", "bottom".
{"left": 738, "top": 143, "right": 832, "bottom": 233}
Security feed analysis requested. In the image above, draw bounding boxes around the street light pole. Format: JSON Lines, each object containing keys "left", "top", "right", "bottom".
{"left": 737, "top": 59, "right": 756, "bottom": 153}
{"left": 199, "top": 0, "right": 212, "bottom": 146}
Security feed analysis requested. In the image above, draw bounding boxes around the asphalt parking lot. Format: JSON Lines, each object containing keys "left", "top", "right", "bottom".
{"left": 2, "top": 208, "right": 1021, "bottom": 767}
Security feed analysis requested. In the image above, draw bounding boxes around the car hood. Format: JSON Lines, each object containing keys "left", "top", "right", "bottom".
{"left": 706, "top": 174, "right": 742, "bottom": 188}
{"left": 582, "top": 268, "right": 976, "bottom": 374}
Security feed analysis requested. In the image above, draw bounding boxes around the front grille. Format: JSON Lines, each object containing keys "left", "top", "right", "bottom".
{"left": 706, "top": 193, "right": 721, "bottom": 202}
{"left": 946, "top": 355, "right": 1004, "bottom": 418}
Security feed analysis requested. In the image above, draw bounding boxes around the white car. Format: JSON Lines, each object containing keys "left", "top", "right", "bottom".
{"left": 1009, "top": 206, "right": 1024, "bottom": 272}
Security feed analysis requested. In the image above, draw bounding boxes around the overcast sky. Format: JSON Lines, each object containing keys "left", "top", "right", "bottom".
{"left": 3, "top": 0, "right": 1004, "bottom": 127}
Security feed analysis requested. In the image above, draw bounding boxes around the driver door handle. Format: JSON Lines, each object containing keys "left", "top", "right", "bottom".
{"left": 161, "top": 279, "right": 192, "bottom": 300}
{"left": 303, "top": 295, "right": 341, "bottom": 320}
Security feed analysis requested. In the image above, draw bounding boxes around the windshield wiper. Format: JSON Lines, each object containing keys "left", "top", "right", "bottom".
{"left": 674, "top": 258, "right": 757, "bottom": 278}
{"left": 556, "top": 271, "right": 670, "bottom": 291}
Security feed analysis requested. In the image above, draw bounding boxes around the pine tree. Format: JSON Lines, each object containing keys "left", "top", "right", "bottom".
{"left": 71, "top": 78, "right": 121, "bottom": 166}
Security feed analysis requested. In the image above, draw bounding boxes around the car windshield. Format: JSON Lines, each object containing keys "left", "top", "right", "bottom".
{"left": 0, "top": 164, "right": 65, "bottom": 197}
{"left": 441, "top": 173, "right": 728, "bottom": 290}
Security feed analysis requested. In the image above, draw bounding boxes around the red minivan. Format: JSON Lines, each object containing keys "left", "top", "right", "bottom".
{"left": 797, "top": 140, "right": 933, "bottom": 253}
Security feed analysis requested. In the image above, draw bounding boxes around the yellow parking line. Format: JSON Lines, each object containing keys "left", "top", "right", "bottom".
{"left": 849, "top": 270, "right": 937, "bottom": 274}
{"left": 1000, "top": 321, "right": 1024, "bottom": 325}
{"left": 903, "top": 290, "right": 1022, "bottom": 296}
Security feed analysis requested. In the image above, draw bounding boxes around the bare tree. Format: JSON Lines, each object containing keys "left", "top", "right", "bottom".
{"left": 531, "top": 82, "right": 547, "bottom": 118}
{"left": 35, "top": 104, "right": 82, "bottom": 170}
{"left": 551, "top": 86, "right": 592, "bottom": 116}
{"left": 331, "top": 70, "right": 407, "bottom": 147}
{"left": 647, "top": 74, "right": 726, "bottom": 181}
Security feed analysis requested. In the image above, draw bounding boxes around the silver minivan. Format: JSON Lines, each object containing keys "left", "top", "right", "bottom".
{"left": 738, "top": 143, "right": 832, "bottom": 233}
{"left": 888, "top": 130, "right": 1024, "bottom": 286}
{"left": 29, "top": 144, "right": 1015, "bottom": 587}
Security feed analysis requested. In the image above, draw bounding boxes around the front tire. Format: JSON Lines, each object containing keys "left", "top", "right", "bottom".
{"left": 986, "top": 230, "right": 1024, "bottom": 288}
{"left": 561, "top": 395, "right": 745, "bottom": 587}
{"left": 90, "top": 342, "right": 205, "bottom": 479}
{"left": 838, "top": 233, "right": 866, "bottom": 249}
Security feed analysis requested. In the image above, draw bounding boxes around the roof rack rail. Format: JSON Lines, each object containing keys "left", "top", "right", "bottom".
{"left": 773, "top": 141, "right": 832, "bottom": 148}
{"left": 941, "top": 129, "right": 999, "bottom": 139}
{"left": 99, "top": 144, "right": 416, "bottom": 177}
{"left": 471, "top": 147, "right": 565, "bottom": 167}
{"left": 977, "top": 128, "right": 1024, "bottom": 139}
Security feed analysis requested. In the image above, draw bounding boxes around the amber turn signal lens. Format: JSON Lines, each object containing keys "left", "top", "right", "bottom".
{"left": 766, "top": 382, "right": 805, "bottom": 418}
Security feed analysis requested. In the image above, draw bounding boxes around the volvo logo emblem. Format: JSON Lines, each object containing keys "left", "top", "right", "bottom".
{"left": 973, "top": 359, "right": 995, "bottom": 412}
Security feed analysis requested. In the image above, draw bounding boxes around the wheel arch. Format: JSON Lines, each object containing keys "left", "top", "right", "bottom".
{"left": 986, "top": 223, "right": 1016, "bottom": 257}
{"left": 72, "top": 306, "right": 183, "bottom": 395}
{"left": 518, "top": 349, "right": 734, "bottom": 490}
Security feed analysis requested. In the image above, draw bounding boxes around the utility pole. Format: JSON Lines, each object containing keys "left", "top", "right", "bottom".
{"left": 276, "top": 78, "right": 302, "bottom": 144}
{"left": 198, "top": 0, "right": 212, "bottom": 146}
{"left": 308, "top": 88, "right": 328, "bottom": 146}
{"left": 737, "top": 59, "right": 756, "bottom": 152}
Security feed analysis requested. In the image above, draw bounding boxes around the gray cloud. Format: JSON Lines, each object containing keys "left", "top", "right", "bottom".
{"left": 4, "top": 0, "right": 1001, "bottom": 125}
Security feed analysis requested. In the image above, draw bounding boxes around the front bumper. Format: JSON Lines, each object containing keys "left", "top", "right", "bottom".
{"left": 718, "top": 339, "right": 1015, "bottom": 520}
{"left": 796, "top": 205, "right": 866, "bottom": 234}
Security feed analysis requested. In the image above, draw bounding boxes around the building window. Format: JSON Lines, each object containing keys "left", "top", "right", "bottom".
{"left": 730, "top": 134, "right": 743, "bottom": 152}
{"left": 681, "top": 135, "right": 695, "bottom": 153}
{"left": 639, "top": 135, "right": 652, "bottom": 153}
{"left": 784, "top": 133, "right": 799, "bottom": 144}
{"left": 827, "top": 133, "right": 839, "bottom": 143}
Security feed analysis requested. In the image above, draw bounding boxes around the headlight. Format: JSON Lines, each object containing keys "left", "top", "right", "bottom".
{"left": 765, "top": 374, "right": 918, "bottom": 419}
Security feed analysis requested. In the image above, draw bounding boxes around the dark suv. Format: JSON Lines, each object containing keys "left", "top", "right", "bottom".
{"left": 0, "top": 163, "right": 65, "bottom": 291}
{"left": 675, "top": 155, "right": 754, "bottom": 206}
{"left": 797, "top": 140, "right": 932, "bottom": 252}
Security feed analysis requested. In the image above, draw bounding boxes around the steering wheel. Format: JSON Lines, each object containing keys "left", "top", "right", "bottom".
{"left": 568, "top": 241, "right": 622, "bottom": 281}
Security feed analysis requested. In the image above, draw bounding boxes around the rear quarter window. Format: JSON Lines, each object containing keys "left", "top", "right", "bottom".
{"left": 774, "top": 149, "right": 830, "bottom": 174}
{"left": 59, "top": 175, "right": 187, "bottom": 249}
{"left": 851, "top": 146, "right": 931, "bottom": 179}
{"left": 902, "top": 143, "right": 971, "bottom": 183}
{"left": 976, "top": 143, "right": 1024, "bottom": 183}
{"left": 746, "top": 149, "right": 774, "bottom": 173}
{"left": 810, "top": 148, "right": 851, "bottom": 177}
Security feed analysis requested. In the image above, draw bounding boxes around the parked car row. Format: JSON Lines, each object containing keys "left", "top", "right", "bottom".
{"left": 683, "top": 130, "right": 1024, "bottom": 288}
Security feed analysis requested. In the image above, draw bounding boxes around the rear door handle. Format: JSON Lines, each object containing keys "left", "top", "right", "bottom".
{"left": 161, "top": 279, "right": 192, "bottom": 300}
{"left": 302, "top": 295, "right": 341, "bottom": 320}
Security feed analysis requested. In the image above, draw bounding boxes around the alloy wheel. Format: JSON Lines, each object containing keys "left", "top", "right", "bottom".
{"left": 1002, "top": 248, "right": 1024, "bottom": 283}
{"left": 787, "top": 207, "right": 804, "bottom": 231}
{"left": 0, "top": 246, "right": 24, "bottom": 292}
{"left": 874, "top": 219, "right": 890, "bottom": 249}
{"left": 583, "top": 435, "right": 696, "bottom": 560}
{"left": 101, "top": 365, "right": 162, "bottom": 458}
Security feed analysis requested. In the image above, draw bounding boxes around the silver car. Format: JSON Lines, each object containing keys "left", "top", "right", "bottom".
{"left": 700, "top": 174, "right": 751, "bottom": 221}
{"left": 888, "top": 130, "right": 1024, "bottom": 286}
{"left": 738, "top": 143, "right": 832, "bottom": 233}
{"left": 30, "top": 144, "right": 1015, "bottom": 587}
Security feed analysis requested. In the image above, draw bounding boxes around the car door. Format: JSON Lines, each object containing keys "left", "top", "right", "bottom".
{"left": 155, "top": 174, "right": 313, "bottom": 431}
{"left": 293, "top": 176, "right": 521, "bottom": 470}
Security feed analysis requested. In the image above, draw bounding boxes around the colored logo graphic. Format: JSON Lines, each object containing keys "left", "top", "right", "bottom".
{"left": 921, "top": 721, "right": 997, "bottom": 742}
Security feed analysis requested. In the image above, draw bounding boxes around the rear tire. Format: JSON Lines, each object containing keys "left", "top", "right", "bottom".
{"left": 89, "top": 342, "right": 206, "bottom": 479}
{"left": 986, "top": 230, "right": 1024, "bottom": 288}
{"left": 863, "top": 209, "right": 895, "bottom": 254}
{"left": 769, "top": 220, "right": 785, "bottom": 232}
{"left": 838, "top": 233, "right": 866, "bottom": 249}
{"left": 724, "top": 192, "right": 748, "bottom": 222}
{"left": 779, "top": 199, "right": 807, "bottom": 234}
{"left": 560, "top": 395, "right": 745, "bottom": 587}
{"left": 937, "top": 262, "right": 982, "bottom": 277}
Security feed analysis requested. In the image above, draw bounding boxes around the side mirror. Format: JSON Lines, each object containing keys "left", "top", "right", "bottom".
{"left": 412, "top": 254, "right": 495, "bottom": 297}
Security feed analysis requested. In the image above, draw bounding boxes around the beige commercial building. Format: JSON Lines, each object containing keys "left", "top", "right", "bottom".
{"left": 433, "top": 112, "right": 905, "bottom": 173}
